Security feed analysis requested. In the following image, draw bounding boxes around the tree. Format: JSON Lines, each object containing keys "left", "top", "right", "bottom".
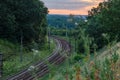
{"left": 86, "top": 0, "right": 120, "bottom": 48}
{"left": 0, "top": 0, "right": 48, "bottom": 48}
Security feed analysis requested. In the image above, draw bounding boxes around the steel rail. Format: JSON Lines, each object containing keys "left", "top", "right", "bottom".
{"left": 6, "top": 36, "right": 71, "bottom": 80}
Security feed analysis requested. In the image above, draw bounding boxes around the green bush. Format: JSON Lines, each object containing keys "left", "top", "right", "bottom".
{"left": 74, "top": 54, "right": 84, "bottom": 62}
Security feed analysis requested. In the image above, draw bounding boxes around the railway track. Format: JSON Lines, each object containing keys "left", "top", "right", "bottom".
{"left": 6, "top": 36, "right": 71, "bottom": 80}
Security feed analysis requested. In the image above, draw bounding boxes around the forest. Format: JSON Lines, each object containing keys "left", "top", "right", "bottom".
{"left": 0, "top": 0, "right": 48, "bottom": 49}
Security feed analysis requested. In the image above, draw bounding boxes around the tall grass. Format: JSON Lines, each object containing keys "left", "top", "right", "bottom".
{"left": 39, "top": 52, "right": 119, "bottom": 80}
{"left": 0, "top": 38, "right": 55, "bottom": 79}
{"left": 0, "top": 39, "right": 20, "bottom": 60}
{"left": 38, "top": 34, "right": 120, "bottom": 80}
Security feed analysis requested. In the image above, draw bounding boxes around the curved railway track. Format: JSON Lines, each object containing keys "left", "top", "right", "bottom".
{"left": 6, "top": 36, "right": 71, "bottom": 80}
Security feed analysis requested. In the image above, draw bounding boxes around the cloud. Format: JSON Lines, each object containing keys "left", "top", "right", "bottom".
{"left": 41, "top": 0, "right": 104, "bottom": 15}
{"left": 43, "top": 0, "right": 94, "bottom": 10}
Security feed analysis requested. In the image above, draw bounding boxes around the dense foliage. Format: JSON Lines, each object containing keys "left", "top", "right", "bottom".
{"left": 74, "top": 0, "right": 120, "bottom": 53}
{"left": 0, "top": 0, "right": 48, "bottom": 48}
{"left": 86, "top": 0, "right": 120, "bottom": 48}
{"left": 47, "top": 14, "right": 86, "bottom": 28}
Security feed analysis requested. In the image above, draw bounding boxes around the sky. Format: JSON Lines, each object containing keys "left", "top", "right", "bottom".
{"left": 41, "top": 0, "right": 104, "bottom": 15}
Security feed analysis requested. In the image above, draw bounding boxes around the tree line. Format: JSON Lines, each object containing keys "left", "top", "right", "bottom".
{"left": 77, "top": 0, "right": 120, "bottom": 53}
{"left": 0, "top": 0, "right": 48, "bottom": 49}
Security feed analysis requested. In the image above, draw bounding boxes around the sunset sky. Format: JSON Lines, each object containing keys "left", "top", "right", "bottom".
{"left": 42, "top": 0, "right": 104, "bottom": 15}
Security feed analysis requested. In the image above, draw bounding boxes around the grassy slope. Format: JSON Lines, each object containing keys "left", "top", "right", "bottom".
{"left": 39, "top": 43, "right": 120, "bottom": 80}
{"left": 39, "top": 36, "right": 120, "bottom": 80}
{"left": 0, "top": 38, "right": 55, "bottom": 79}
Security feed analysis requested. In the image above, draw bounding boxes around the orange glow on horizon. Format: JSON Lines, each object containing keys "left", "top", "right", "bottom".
{"left": 48, "top": 0, "right": 104, "bottom": 15}
{"left": 49, "top": 9, "right": 87, "bottom": 15}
